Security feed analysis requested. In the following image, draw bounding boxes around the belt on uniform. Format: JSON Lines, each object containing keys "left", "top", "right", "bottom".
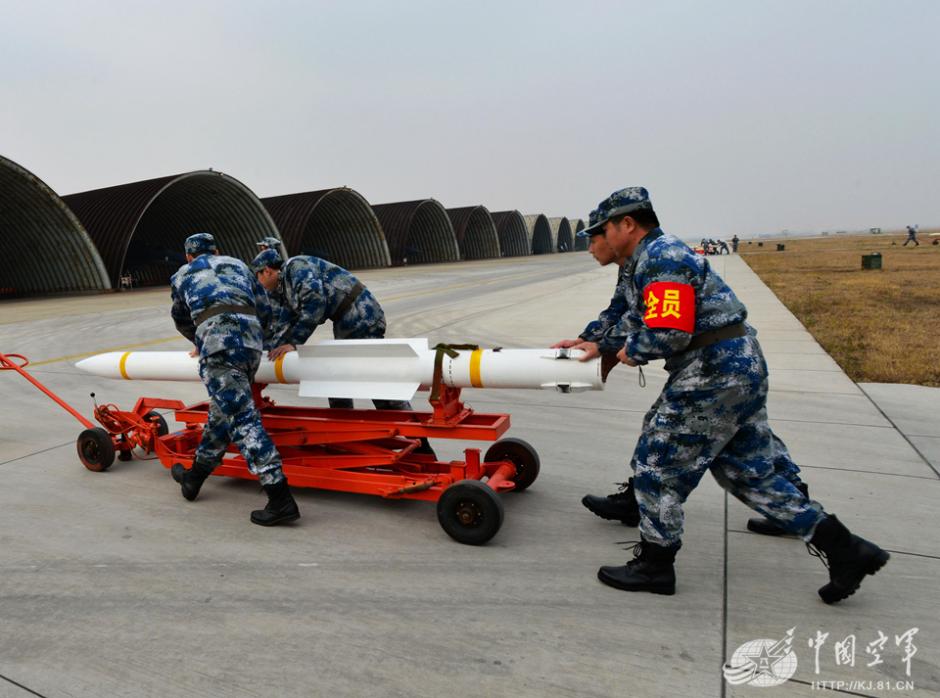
{"left": 330, "top": 282, "right": 364, "bottom": 322}
{"left": 683, "top": 322, "right": 746, "bottom": 352}
{"left": 194, "top": 304, "right": 257, "bottom": 327}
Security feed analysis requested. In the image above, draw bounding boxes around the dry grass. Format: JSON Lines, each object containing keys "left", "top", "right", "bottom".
{"left": 740, "top": 232, "right": 940, "bottom": 387}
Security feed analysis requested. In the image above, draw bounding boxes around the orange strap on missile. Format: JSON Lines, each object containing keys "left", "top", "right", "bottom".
{"left": 274, "top": 355, "right": 287, "bottom": 384}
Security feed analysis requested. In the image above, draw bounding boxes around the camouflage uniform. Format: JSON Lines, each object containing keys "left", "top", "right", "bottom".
{"left": 584, "top": 190, "right": 888, "bottom": 603}
{"left": 256, "top": 236, "right": 287, "bottom": 258}
{"left": 252, "top": 251, "right": 409, "bottom": 411}
{"left": 171, "top": 235, "right": 285, "bottom": 487}
{"left": 578, "top": 264, "right": 628, "bottom": 352}
{"left": 580, "top": 254, "right": 808, "bottom": 535}
{"left": 605, "top": 227, "right": 822, "bottom": 548}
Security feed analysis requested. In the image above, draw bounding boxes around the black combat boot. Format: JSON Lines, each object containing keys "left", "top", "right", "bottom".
{"left": 582, "top": 478, "right": 640, "bottom": 526}
{"left": 808, "top": 514, "right": 890, "bottom": 604}
{"left": 746, "top": 482, "right": 810, "bottom": 536}
{"left": 250, "top": 479, "right": 301, "bottom": 526}
{"left": 597, "top": 540, "right": 679, "bottom": 595}
{"left": 171, "top": 460, "right": 214, "bottom": 501}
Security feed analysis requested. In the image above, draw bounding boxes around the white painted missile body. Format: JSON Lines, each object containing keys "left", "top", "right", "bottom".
{"left": 75, "top": 338, "right": 604, "bottom": 400}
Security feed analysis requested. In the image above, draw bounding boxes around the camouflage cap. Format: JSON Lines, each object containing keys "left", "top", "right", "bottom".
{"left": 255, "top": 236, "right": 282, "bottom": 250}
{"left": 250, "top": 248, "right": 283, "bottom": 273}
{"left": 578, "top": 187, "right": 653, "bottom": 237}
{"left": 184, "top": 233, "right": 217, "bottom": 255}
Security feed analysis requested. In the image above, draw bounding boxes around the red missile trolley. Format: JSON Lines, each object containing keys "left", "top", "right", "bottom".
{"left": 2, "top": 350, "right": 539, "bottom": 545}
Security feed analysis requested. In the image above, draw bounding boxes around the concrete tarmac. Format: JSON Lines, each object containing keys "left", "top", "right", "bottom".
{"left": 0, "top": 253, "right": 936, "bottom": 697}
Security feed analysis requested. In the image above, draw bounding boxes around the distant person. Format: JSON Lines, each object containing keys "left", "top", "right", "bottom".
{"left": 731, "top": 235, "right": 740, "bottom": 253}
{"left": 718, "top": 240, "right": 729, "bottom": 254}
{"left": 903, "top": 225, "right": 919, "bottom": 247}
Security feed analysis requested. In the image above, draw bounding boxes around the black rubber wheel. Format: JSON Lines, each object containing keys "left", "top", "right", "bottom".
{"left": 484, "top": 437, "right": 540, "bottom": 492}
{"left": 117, "top": 448, "right": 133, "bottom": 462}
{"left": 437, "top": 480, "right": 505, "bottom": 545}
{"left": 77, "top": 427, "right": 116, "bottom": 472}
{"left": 144, "top": 411, "right": 169, "bottom": 437}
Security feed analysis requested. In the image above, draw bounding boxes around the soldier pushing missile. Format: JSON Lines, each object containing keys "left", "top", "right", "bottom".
{"left": 553, "top": 187, "right": 889, "bottom": 603}
{"left": 169, "top": 233, "right": 301, "bottom": 527}
{"left": 250, "top": 246, "right": 434, "bottom": 450}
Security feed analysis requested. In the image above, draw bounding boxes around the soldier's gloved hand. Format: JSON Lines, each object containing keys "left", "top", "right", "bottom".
{"left": 616, "top": 347, "right": 638, "bottom": 367}
{"left": 550, "top": 339, "right": 582, "bottom": 349}
{"left": 268, "top": 344, "right": 296, "bottom": 361}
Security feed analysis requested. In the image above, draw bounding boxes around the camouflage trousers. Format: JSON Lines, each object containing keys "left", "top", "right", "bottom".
{"left": 630, "top": 376, "right": 823, "bottom": 548}
{"left": 196, "top": 349, "right": 285, "bottom": 487}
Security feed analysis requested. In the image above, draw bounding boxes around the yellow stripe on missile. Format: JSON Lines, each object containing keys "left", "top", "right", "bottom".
{"left": 274, "top": 355, "right": 287, "bottom": 384}
{"left": 469, "top": 349, "right": 484, "bottom": 388}
{"left": 119, "top": 351, "right": 131, "bottom": 380}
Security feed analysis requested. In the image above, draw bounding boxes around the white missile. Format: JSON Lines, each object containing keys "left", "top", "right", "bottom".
{"left": 74, "top": 338, "right": 604, "bottom": 400}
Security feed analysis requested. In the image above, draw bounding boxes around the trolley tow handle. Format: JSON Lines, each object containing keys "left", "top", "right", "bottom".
{"left": 0, "top": 352, "right": 96, "bottom": 430}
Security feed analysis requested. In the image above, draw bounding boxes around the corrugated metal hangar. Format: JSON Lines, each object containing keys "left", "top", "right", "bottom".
{"left": 0, "top": 155, "right": 582, "bottom": 297}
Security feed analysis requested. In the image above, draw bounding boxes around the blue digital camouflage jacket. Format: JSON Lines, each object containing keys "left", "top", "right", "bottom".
{"left": 581, "top": 229, "right": 748, "bottom": 366}
{"left": 170, "top": 254, "right": 272, "bottom": 358}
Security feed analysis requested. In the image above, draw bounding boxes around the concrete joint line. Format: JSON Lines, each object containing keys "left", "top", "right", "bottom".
{"left": 856, "top": 384, "right": 940, "bottom": 479}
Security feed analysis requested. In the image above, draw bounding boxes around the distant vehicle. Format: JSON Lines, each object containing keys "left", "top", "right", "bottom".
{"left": 870, "top": 228, "right": 882, "bottom": 234}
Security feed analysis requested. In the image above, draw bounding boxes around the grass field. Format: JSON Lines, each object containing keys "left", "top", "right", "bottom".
{"left": 739, "top": 232, "right": 940, "bottom": 387}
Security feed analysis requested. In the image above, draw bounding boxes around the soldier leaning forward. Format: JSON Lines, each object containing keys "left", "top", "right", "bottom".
{"left": 250, "top": 249, "right": 412, "bottom": 412}
{"left": 170, "top": 233, "right": 300, "bottom": 526}
{"left": 556, "top": 187, "right": 889, "bottom": 603}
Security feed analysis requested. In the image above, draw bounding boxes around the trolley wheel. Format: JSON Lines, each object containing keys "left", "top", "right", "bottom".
{"left": 144, "top": 411, "right": 169, "bottom": 436}
{"left": 437, "top": 480, "right": 505, "bottom": 546}
{"left": 118, "top": 448, "right": 133, "bottom": 462}
{"left": 484, "top": 437, "right": 540, "bottom": 492}
{"left": 77, "top": 428, "right": 116, "bottom": 472}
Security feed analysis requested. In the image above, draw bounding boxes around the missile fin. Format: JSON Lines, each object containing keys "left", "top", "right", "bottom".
{"left": 298, "top": 339, "right": 424, "bottom": 359}
{"left": 540, "top": 381, "right": 601, "bottom": 393}
{"left": 298, "top": 381, "right": 420, "bottom": 401}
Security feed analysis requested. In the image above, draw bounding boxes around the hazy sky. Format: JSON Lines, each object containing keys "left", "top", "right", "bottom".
{"left": 2, "top": 0, "right": 937, "bottom": 236}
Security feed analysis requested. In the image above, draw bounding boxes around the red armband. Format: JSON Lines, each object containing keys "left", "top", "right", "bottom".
{"left": 642, "top": 282, "right": 695, "bottom": 333}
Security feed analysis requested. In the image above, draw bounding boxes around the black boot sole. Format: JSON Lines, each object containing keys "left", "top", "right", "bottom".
{"left": 581, "top": 496, "right": 640, "bottom": 526}
{"left": 746, "top": 517, "right": 796, "bottom": 537}
{"left": 818, "top": 549, "right": 891, "bottom": 604}
{"left": 250, "top": 510, "right": 301, "bottom": 527}
{"left": 597, "top": 567, "right": 676, "bottom": 595}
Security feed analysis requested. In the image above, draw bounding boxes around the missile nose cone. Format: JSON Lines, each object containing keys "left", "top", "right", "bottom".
{"left": 75, "top": 352, "right": 123, "bottom": 379}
